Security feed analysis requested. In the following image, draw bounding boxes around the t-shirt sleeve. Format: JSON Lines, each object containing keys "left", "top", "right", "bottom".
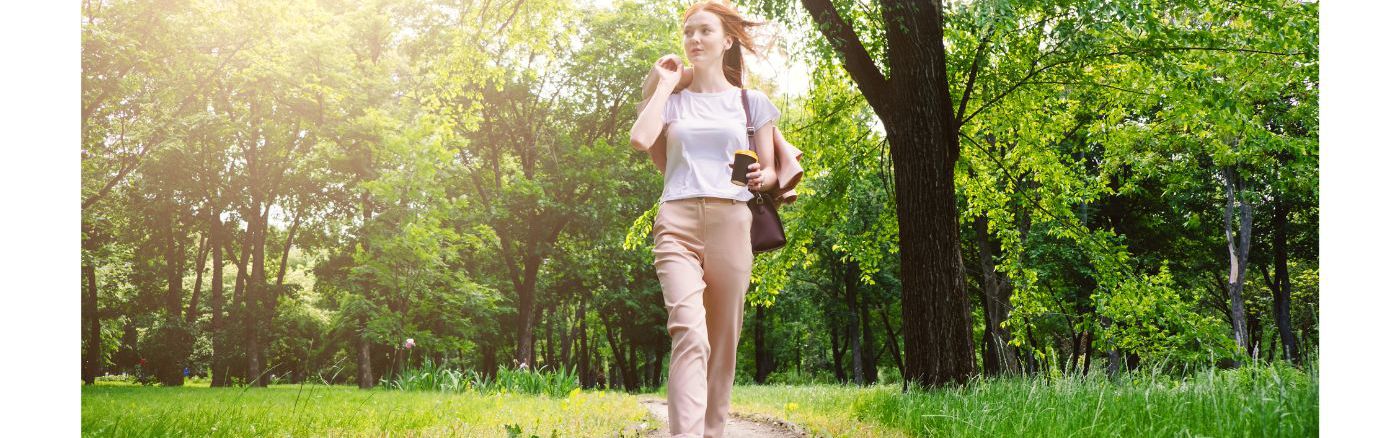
{"left": 746, "top": 89, "right": 781, "bottom": 129}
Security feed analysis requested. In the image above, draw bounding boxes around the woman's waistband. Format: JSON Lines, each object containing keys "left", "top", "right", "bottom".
{"left": 664, "top": 196, "right": 743, "bottom": 205}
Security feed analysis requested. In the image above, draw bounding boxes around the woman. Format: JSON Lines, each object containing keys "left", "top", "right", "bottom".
{"left": 627, "top": 2, "right": 779, "bottom": 437}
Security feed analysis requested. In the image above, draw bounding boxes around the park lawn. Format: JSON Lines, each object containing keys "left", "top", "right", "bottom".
{"left": 82, "top": 382, "right": 653, "bottom": 437}
{"left": 728, "top": 362, "right": 1318, "bottom": 437}
{"left": 83, "top": 362, "right": 1316, "bottom": 437}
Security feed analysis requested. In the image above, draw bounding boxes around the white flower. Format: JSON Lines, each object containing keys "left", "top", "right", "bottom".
{"left": 404, "top": 338, "right": 416, "bottom": 349}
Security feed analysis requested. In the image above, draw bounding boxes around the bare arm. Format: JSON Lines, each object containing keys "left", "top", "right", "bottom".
{"left": 630, "top": 55, "right": 682, "bottom": 152}
{"left": 750, "top": 122, "right": 778, "bottom": 191}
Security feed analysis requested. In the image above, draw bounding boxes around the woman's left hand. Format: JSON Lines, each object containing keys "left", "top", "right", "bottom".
{"left": 745, "top": 163, "right": 772, "bottom": 192}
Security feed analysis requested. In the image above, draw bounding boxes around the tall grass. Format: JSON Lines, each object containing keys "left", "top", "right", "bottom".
{"left": 381, "top": 360, "right": 581, "bottom": 398}
{"left": 730, "top": 361, "right": 1318, "bottom": 437}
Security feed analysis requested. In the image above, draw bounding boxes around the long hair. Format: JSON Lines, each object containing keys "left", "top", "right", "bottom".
{"left": 682, "top": 1, "right": 766, "bottom": 88}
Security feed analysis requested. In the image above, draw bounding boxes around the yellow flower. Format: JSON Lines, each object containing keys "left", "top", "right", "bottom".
{"left": 784, "top": 402, "right": 799, "bottom": 413}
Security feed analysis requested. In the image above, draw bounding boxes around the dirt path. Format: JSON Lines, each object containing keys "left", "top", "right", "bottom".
{"left": 635, "top": 397, "right": 806, "bottom": 438}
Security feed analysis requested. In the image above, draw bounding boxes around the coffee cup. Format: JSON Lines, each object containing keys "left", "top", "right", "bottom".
{"left": 731, "top": 150, "right": 758, "bottom": 187}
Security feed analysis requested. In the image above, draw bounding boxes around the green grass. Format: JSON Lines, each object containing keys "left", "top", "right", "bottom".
{"left": 82, "top": 383, "right": 651, "bottom": 437}
{"left": 728, "top": 362, "right": 1318, "bottom": 437}
{"left": 380, "top": 361, "right": 581, "bottom": 398}
{"left": 84, "top": 362, "right": 1317, "bottom": 437}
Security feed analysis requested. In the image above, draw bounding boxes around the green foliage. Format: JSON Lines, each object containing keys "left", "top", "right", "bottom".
{"left": 1093, "top": 263, "right": 1234, "bottom": 367}
{"left": 81, "top": 0, "right": 1318, "bottom": 414}
{"left": 137, "top": 316, "right": 196, "bottom": 385}
{"left": 380, "top": 358, "right": 471, "bottom": 392}
{"left": 382, "top": 361, "right": 581, "bottom": 398}
{"left": 474, "top": 366, "right": 582, "bottom": 398}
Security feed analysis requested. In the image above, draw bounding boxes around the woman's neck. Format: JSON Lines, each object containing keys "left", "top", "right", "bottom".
{"left": 687, "top": 61, "right": 736, "bottom": 93}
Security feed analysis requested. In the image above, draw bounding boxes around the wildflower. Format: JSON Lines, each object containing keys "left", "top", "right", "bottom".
{"left": 404, "top": 338, "right": 416, "bottom": 349}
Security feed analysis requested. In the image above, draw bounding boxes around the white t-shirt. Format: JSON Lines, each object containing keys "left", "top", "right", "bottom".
{"left": 660, "top": 87, "right": 780, "bottom": 203}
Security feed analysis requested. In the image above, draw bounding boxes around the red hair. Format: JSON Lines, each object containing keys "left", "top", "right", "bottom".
{"left": 682, "top": 1, "right": 766, "bottom": 87}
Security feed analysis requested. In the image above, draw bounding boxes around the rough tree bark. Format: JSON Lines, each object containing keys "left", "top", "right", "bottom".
{"left": 1222, "top": 166, "right": 1254, "bottom": 356}
{"left": 800, "top": 0, "right": 976, "bottom": 387}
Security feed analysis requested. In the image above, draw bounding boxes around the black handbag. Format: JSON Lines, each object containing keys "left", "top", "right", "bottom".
{"left": 741, "top": 89, "right": 787, "bottom": 253}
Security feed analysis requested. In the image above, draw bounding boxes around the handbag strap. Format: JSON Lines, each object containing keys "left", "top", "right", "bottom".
{"left": 740, "top": 88, "right": 754, "bottom": 152}
{"left": 740, "top": 88, "right": 761, "bottom": 197}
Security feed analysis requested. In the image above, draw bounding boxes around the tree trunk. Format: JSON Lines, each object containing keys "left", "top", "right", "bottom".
{"left": 358, "top": 316, "right": 374, "bottom": 389}
{"left": 973, "top": 215, "right": 1021, "bottom": 376}
{"left": 356, "top": 192, "right": 376, "bottom": 389}
{"left": 561, "top": 296, "right": 573, "bottom": 370}
{"left": 1102, "top": 315, "right": 1121, "bottom": 378}
{"left": 544, "top": 304, "right": 555, "bottom": 370}
{"left": 626, "top": 341, "right": 639, "bottom": 391}
{"left": 828, "top": 314, "right": 846, "bottom": 382}
{"left": 856, "top": 298, "right": 879, "bottom": 377}
{"left": 603, "top": 322, "right": 637, "bottom": 391}
{"left": 186, "top": 232, "right": 209, "bottom": 323}
{"left": 1223, "top": 167, "right": 1254, "bottom": 355}
{"left": 858, "top": 288, "right": 880, "bottom": 383}
{"left": 215, "top": 221, "right": 250, "bottom": 386}
{"left": 483, "top": 343, "right": 499, "bottom": 380}
{"left": 82, "top": 227, "right": 101, "bottom": 385}
{"left": 651, "top": 335, "right": 667, "bottom": 388}
{"left": 164, "top": 210, "right": 185, "bottom": 320}
{"left": 801, "top": 0, "right": 976, "bottom": 388}
{"left": 514, "top": 280, "right": 538, "bottom": 368}
{"left": 877, "top": 303, "right": 904, "bottom": 376}
{"left": 247, "top": 200, "right": 269, "bottom": 387}
{"left": 844, "top": 261, "right": 865, "bottom": 385}
{"left": 1270, "top": 201, "right": 1300, "bottom": 364}
{"left": 273, "top": 208, "right": 302, "bottom": 289}
{"left": 1080, "top": 329, "right": 1093, "bottom": 376}
{"left": 160, "top": 208, "right": 186, "bottom": 387}
{"left": 576, "top": 290, "right": 592, "bottom": 388}
{"left": 209, "top": 215, "right": 228, "bottom": 387}
{"left": 754, "top": 303, "right": 775, "bottom": 384}
{"left": 227, "top": 229, "right": 250, "bottom": 319}
{"left": 883, "top": 4, "right": 977, "bottom": 388}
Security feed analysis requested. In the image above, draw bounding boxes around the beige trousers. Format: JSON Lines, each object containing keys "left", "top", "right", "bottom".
{"left": 651, "top": 196, "right": 753, "bottom": 438}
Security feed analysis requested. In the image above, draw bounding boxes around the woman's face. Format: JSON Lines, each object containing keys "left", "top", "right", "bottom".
{"left": 683, "top": 11, "right": 731, "bottom": 67}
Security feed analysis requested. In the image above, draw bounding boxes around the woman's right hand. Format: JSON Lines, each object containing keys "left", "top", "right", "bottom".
{"left": 652, "top": 54, "right": 682, "bottom": 87}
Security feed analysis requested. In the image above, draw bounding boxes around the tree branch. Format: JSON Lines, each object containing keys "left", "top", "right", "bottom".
{"left": 800, "top": 0, "right": 889, "bottom": 107}
{"left": 956, "top": 25, "right": 995, "bottom": 127}
{"left": 963, "top": 45, "right": 1306, "bottom": 125}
